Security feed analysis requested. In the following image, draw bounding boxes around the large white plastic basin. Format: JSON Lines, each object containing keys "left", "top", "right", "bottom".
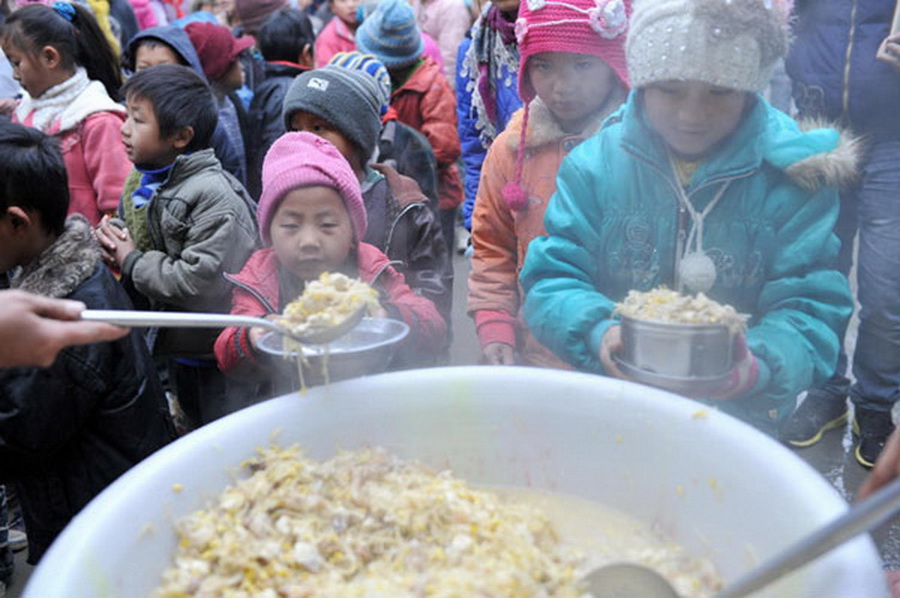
{"left": 24, "top": 367, "right": 887, "bottom": 597}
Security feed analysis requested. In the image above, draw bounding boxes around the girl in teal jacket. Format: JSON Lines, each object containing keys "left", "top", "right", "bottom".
{"left": 520, "top": 0, "right": 858, "bottom": 433}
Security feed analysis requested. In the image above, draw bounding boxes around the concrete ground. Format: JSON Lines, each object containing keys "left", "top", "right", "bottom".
{"left": 7, "top": 250, "right": 900, "bottom": 596}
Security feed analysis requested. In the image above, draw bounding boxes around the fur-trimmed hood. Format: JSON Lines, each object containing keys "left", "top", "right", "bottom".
{"left": 505, "top": 85, "right": 629, "bottom": 153}
{"left": 774, "top": 118, "right": 862, "bottom": 192}
{"left": 12, "top": 215, "right": 101, "bottom": 299}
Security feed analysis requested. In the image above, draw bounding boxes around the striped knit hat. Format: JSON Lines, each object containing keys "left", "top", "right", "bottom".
{"left": 258, "top": 133, "right": 368, "bottom": 244}
{"left": 354, "top": 0, "right": 425, "bottom": 70}
{"left": 328, "top": 51, "right": 392, "bottom": 116}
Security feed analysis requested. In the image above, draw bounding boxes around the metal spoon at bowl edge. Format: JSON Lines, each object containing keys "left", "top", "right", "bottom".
{"left": 583, "top": 476, "right": 900, "bottom": 597}
{"left": 81, "top": 306, "right": 366, "bottom": 345}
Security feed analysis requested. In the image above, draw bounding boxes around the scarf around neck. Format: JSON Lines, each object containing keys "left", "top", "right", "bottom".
{"left": 460, "top": 5, "right": 520, "bottom": 148}
{"left": 18, "top": 68, "right": 90, "bottom": 134}
{"left": 132, "top": 162, "right": 175, "bottom": 208}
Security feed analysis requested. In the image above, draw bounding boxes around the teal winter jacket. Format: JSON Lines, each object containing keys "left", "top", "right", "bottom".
{"left": 521, "top": 91, "right": 858, "bottom": 432}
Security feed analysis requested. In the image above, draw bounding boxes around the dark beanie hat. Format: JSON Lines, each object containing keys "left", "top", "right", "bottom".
{"left": 282, "top": 66, "right": 382, "bottom": 162}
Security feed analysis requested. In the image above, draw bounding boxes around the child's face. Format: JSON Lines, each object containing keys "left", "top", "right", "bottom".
{"left": 288, "top": 111, "right": 362, "bottom": 173}
{"left": 121, "top": 94, "right": 182, "bottom": 168}
{"left": 2, "top": 39, "right": 57, "bottom": 98}
{"left": 330, "top": 0, "right": 359, "bottom": 27}
{"left": 134, "top": 43, "right": 182, "bottom": 72}
{"left": 216, "top": 59, "right": 244, "bottom": 91}
{"left": 528, "top": 52, "right": 618, "bottom": 134}
{"left": 643, "top": 80, "right": 749, "bottom": 160}
{"left": 270, "top": 186, "right": 355, "bottom": 282}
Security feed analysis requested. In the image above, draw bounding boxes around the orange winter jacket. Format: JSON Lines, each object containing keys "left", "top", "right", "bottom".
{"left": 390, "top": 57, "right": 463, "bottom": 210}
{"left": 467, "top": 91, "right": 625, "bottom": 368}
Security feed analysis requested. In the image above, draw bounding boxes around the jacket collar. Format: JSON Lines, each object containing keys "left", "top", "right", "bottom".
{"left": 394, "top": 58, "right": 438, "bottom": 94}
{"left": 616, "top": 89, "right": 861, "bottom": 190}
{"left": 505, "top": 86, "right": 627, "bottom": 152}
{"left": 162, "top": 149, "right": 221, "bottom": 187}
{"left": 617, "top": 90, "right": 764, "bottom": 186}
{"left": 12, "top": 215, "right": 100, "bottom": 299}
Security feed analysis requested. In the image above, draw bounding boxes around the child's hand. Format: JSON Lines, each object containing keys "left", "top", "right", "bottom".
{"left": 704, "top": 334, "right": 758, "bottom": 400}
{"left": 599, "top": 325, "right": 627, "bottom": 379}
{"left": 877, "top": 34, "right": 900, "bottom": 70}
{"left": 482, "top": 342, "right": 515, "bottom": 365}
{"left": 95, "top": 216, "right": 136, "bottom": 267}
{"left": 859, "top": 429, "right": 900, "bottom": 500}
{"left": 0, "top": 98, "right": 15, "bottom": 116}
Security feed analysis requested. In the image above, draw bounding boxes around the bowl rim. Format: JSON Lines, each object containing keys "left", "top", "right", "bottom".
{"left": 257, "top": 317, "right": 410, "bottom": 357}
{"left": 22, "top": 367, "right": 888, "bottom": 598}
{"left": 618, "top": 313, "right": 739, "bottom": 331}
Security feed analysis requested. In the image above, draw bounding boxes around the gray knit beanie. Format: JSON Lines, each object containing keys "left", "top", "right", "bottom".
{"left": 626, "top": 0, "right": 791, "bottom": 92}
{"left": 282, "top": 66, "right": 383, "bottom": 161}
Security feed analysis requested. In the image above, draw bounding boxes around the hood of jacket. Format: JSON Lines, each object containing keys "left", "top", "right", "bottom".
{"left": 12, "top": 215, "right": 101, "bottom": 299}
{"left": 505, "top": 86, "right": 629, "bottom": 153}
{"left": 616, "top": 90, "right": 860, "bottom": 193}
{"left": 125, "top": 26, "right": 207, "bottom": 80}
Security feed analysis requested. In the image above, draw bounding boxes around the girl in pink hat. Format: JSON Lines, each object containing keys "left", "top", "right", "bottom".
{"left": 467, "top": 0, "right": 630, "bottom": 367}
{"left": 215, "top": 132, "right": 447, "bottom": 402}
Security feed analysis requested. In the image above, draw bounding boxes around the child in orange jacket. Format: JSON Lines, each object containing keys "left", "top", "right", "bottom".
{"left": 467, "top": 0, "right": 630, "bottom": 367}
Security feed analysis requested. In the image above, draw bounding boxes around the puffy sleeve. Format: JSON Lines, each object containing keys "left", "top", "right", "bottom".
{"left": 520, "top": 142, "right": 619, "bottom": 374}
{"left": 743, "top": 182, "right": 853, "bottom": 408}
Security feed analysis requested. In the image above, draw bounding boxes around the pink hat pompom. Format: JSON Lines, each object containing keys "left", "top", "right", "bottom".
{"left": 502, "top": 182, "right": 529, "bottom": 211}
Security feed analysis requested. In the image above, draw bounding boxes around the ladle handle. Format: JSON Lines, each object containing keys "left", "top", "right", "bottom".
{"left": 716, "top": 477, "right": 900, "bottom": 598}
{"left": 81, "top": 309, "right": 280, "bottom": 333}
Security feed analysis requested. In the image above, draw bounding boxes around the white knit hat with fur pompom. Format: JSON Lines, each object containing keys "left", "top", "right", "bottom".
{"left": 626, "top": 0, "right": 792, "bottom": 92}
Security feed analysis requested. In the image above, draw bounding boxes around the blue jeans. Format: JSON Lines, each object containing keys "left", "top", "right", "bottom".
{"left": 819, "top": 140, "right": 900, "bottom": 414}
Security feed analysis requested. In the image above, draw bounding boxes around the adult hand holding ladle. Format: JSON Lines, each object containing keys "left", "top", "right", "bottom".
{"left": 80, "top": 306, "right": 367, "bottom": 346}
{"left": 584, "top": 476, "right": 900, "bottom": 597}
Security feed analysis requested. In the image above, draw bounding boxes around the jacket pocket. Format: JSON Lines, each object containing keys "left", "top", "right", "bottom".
{"left": 159, "top": 208, "right": 189, "bottom": 255}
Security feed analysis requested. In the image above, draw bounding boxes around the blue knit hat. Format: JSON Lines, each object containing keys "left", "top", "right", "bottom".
{"left": 354, "top": 0, "right": 424, "bottom": 70}
{"left": 328, "top": 51, "right": 392, "bottom": 116}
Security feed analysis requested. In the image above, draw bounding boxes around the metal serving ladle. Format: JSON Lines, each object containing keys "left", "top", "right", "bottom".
{"left": 583, "top": 476, "right": 900, "bottom": 597}
{"left": 81, "top": 306, "right": 366, "bottom": 346}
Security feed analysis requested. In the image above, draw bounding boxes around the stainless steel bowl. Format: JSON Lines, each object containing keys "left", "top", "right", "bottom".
{"left": 618, "top": 315, "right": 735, "bottom": 378}
{"left": 258, "top": 317, "right": 409, "bottom": 385}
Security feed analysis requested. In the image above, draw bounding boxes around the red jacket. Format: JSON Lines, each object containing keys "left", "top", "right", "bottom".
{"left": 390, "top": 58, "right": 463, "bottom": 210}
{"left": 215, "top": 243, "right": 447, "bottom": 374}
{"left": 15, "top": 83, "right": 130, "bottom": 225}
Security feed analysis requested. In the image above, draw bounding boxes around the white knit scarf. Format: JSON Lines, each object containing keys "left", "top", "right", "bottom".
{"left": 16, "top": 68, "right": 90, "bottom": 133}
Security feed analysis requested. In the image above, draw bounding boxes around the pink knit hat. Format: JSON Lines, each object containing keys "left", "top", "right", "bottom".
{"left": 516, "top": 0, "right": 631, "bottom": 102}
{"left": 258, "top": 132, "right": 368, "bottom": 245}
{"left": 503, "top": 0, "right": 631, "bottom": 209}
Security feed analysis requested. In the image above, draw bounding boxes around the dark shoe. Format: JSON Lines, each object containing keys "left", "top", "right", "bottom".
{"left": 854, "top": 408, "right": 896, "bottom": 469}
{"left": 778, "top": 391, "right": 848, "bottom": 447}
